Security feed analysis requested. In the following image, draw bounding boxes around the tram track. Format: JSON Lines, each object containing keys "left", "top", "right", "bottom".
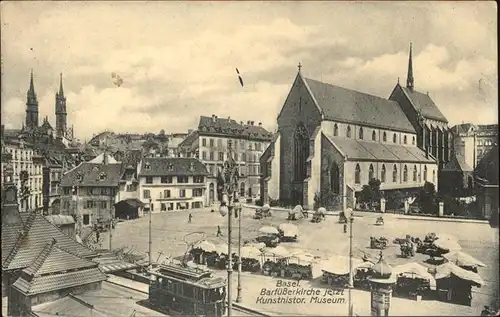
{"left": 232, "top": 302, "right": 272, "bottom": 316}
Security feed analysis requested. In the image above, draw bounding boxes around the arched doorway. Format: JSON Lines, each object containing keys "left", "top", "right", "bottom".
{"left": 330, "top": 162, "right": 340, "bottom": 194}
{"left": 209, "top": 183, "right": 214, "bottom": 204}
{"left": 240, "top": 182, "right": 245, "bottom": 198}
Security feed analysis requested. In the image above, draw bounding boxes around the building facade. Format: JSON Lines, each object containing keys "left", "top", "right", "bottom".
{"left": 261, "top": 60, "right": 439, "bottom": 210}
{"left": 451, "top": 123, "right": 498, "bottom": 170}
{"left": 3, "top": 139, "right": 44, "bottom": 212}
{"left": 137, "top": 157, "right": 209, "bottom": 213}
{"left": 474, "top": 145, "right": 499, "bottom": 221}
{"left": 179, "top": 116, "right": 273, "bottom": 204}
{"left": 59, "top": 155, "right": 122, "bottom": 231}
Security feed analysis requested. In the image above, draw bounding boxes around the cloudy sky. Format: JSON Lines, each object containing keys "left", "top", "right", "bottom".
{"left": 1, "top": 1, "right": 497, "bottom": 140}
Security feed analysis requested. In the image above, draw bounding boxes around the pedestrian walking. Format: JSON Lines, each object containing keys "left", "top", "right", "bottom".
{"left": 216, "top": 225, "right": 223, "bottom": 237}
{"left": 188, "top": 213, "right": 193, "bottom": 223}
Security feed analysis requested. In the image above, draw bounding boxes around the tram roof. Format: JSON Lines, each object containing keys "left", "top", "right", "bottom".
{"left": 151, "top": 270, "right": 226, "bottom": 290}
{"left": 156, "top": 263, "right": 212, "bottom": 280}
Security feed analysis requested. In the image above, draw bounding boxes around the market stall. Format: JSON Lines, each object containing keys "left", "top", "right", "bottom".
{"left": 256, "top": 226, "right": 280, "bottom": 247}
{"left": 278, "top": 223, "right": 299, "bottom": 242}
{"left": 190, "top": 240, "right": 217, "bottom": 265}
{"left": 261, "top": 246, "right": 291, "bottom": 277}
{"left": 392, "top": 262, "right": 436, "bottom": 300}
{"left": 442, "top": 251, "right": 486, "bottom": 273}
{"left": 321, "top": 256, "right": 364, "bottom": 288}
{"left": 435, "top": 262, "right": 485, "bottom": 306}
{"left": 233, "top": 246, "right": 262, "bottom": 272}
{"left": 285, "top": 250, "right": 316, "bottom": 279}
{"left": 353, "top": 261, "right": 374, "bottom": 289}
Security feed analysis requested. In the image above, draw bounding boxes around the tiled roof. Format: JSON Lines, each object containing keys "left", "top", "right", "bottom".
{"left": 475, "top": 146, "right": 499, "bottom": 185}
{"left": 3, "top": 212, "right": 97, "bottom": 271}
{"left": 400, "top": 86, "right": 448, "bottom": 122}
{"left": 198, "top": 116, "right": 273, "bottom": 141}
{"left": 59, "top": 162, "right": 122, "bottom": 187}
{"left": 1, "top": 224, "right": 23, "bottom": 266}
{"left": 45, "top": 215, "right": 76, "bottom": 226}
{"left": 31, "top": 281, "right": 163, "bottom": 317}
{"left": 23, "top": 241, "right": 97, "bottom": 277}
{"left": 139, "top": 157, "right": 208, "bottom": 176}
{"left": 13, "top": 267, "right": 106, "bottom": 295}
{"left": 323, "top": 132, "right": 435, "bottom": 163}
{"left": 442, "top": 155, "right": 473, "bottom": 172}
{"left": 304, "top": 78, "right": 416, "bottom": 133}
{"left": 92, "top": 250, "right": 143, "bottom": 273}
{"left": 178, "top": 130, "right": 199, "bottom": 147}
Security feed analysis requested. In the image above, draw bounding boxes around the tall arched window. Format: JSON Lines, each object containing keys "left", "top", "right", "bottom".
{"left": 346, "top": 126, "right": 351, "bottom": 138}
{"left": 432, "top": 170, "right": 436, "bottom": 183}
{"left": 372, "top": 131, "right": 376, "bottom": 141}
{"left": 412, "top": 136, "right": 416, "bottom": 145}
{"left": 413, "top": 165, "right": 417, "bottom": 181}
{"left": 403, "top": 165, "right": 408, "bottom": 182}
{"left": 359, "top": 127, "right": 364, "bottom": 140}
{"left": 240, "top": 182, "right": 245, "bottom": 197}
{"left": 368, "top": 164, "right": 374, "bottom": 181}
{"left": 330, "top": 163, "right": 340, "bottom": 194}
{"left": 293, "top": 123, "right": 309, "bottom": 182}
{"left": 393, "top": 165, "right": 398, "bottom": 182}
{"left": 333, "top": 124, "right": 338, "bottom": 136}
{"left": 381, "top": 165, "right": 386, "bottom": 183}
{"left": 423, "top": 166, "right": 427, "bottom": 181}
{"left": 383, "top": 132, "right": 387, "bottom": 142}
{"left": 393, "top": 134, "right": 397, "bottom": 143}
{"left": 355, "top": 164, "right": 361, "bottom": 184}
{"left": 404, "top": 135, "right": 407, "bottom": 144}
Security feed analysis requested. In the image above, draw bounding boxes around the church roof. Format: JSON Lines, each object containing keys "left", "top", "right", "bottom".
{"left": 303, "top": 78, "right": 416, "bottom": 133}
{"left": 399, "top": 86, "right": 448, "bottom": 123}
{"left": 323, "top": 132, "right": 435, "bottom": 164}
{"left": 2, "top": 212, "right": 97, "bottom": 271}
{"left": 442, "top": 155, "right": 473, "bottom": 172}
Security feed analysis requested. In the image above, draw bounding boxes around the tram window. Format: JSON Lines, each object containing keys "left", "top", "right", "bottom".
{"left": 184, "top": 284, "right": 194, "bottom": 298}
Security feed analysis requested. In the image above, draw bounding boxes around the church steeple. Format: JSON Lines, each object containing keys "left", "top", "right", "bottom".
{"left": 406, "top": 43, "right": 414, "bottom": 90}
{"left": 55, "top": 73, "right": 67, "bottom": 139}
{"left": 25, "top": 69, "right": 39, "bottom": 130}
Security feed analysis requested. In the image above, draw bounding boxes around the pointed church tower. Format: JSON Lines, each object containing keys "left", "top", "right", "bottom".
{"left": 406, "top": 43, "right": 414, "bottom": 91}
{"left": 25, "top": 69, "right": 39, "bottom": 130}
{"left": 55, "top": 73, "right": 67, "bottom": 139}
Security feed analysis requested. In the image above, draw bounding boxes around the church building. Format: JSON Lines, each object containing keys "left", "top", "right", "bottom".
{"left": 261, "top": 44, "right": 448, "bottom": 210}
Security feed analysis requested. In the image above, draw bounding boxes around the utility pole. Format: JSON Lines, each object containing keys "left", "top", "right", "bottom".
{"left": 227, "top": 194, "right": 233, "bottom": 317}
{"left": 109, "top": 192, "right": 113, "bottom": 250}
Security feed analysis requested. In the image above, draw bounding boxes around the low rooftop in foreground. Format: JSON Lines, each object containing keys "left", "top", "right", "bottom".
{"left": 31, "top": 281, "right": 166, "bottom": 317}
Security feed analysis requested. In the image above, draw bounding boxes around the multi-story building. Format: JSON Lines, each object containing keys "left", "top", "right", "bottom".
{"left": 451, "top": 123, "right": 498, "bottom": 170}
{"left": 137, "top": 157, "right": 209, "bottom": 213}
{"left": 59, "top": 154, "right": 122, "bottom": 230}
{"left": 474, "top": 145, "right": 499, "bottom": 221}
{"left": 42, "top": 155, "right": 69, "bottom": 214}
{"left": 167, "top": 132, "right": 190, "bottom": 157}
{"left": 3, "top": 138, "right": 44, "bottom": 212}
{"left": 261, "top": 57, "right": 439, "bottom": 210}
{"left": 179, "top": 116, "right": 273, "bottom": 204}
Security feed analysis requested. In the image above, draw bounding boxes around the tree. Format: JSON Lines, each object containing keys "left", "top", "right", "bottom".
{"left": 417, "top": 181, "right": 438, "bottom": 214}
{"left": 359, "top": 179, "right": 382, "bottom": 209}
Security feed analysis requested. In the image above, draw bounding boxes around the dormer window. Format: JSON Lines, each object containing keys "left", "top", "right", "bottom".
{"left": 168, "top": 163, "right": 174, "bottom": 171}
{"left": 393, "top": 134, "right": 397, "bottom": 143}
{"left": 144, "top": 162, "right": 151, "bottom": 170}
{"left": 346, "top": 126, "right": 352, "bottom": 138}
{"left": 99, "top": 172, "right": 107, "bottom": 180}
{"left": 359, "top": 127, "right": 364, "bottom": 140}
{"left": 76, "top": 173, "right": 83, "bottom": 182}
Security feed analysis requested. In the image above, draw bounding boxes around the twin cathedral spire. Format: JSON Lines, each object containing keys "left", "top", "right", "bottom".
{"left": 25, "top": 71, "right": 68, "bottom": 139}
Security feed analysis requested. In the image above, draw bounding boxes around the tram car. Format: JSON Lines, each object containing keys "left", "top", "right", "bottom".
{"left": 147, "top": 263, "right": 226, "bottom": 316}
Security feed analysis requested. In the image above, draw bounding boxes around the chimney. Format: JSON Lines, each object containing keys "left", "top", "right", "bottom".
{"left": 240, "top": 121, "right": 243, "bottom": 125}
{"left": 228, "top": 116, "right": 231, "bottom": 120}
{"left": 103, "top": 152, "right": 108, "bottom": 165}
{"left": 258, "top": 122, "right": 262, "bottom": 127}
{"left": 251, "top": 121, "right": 254, "bottom": 126}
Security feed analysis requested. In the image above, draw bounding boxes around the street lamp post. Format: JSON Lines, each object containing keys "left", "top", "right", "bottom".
{"left": 217, "top": 140, "right": 239, "bottom": 317}
{"left": 348, "top": 209, "right": 354, "bottom": 317}
{"left": 149, "top": 198, "right": 152, "bottom": 268}
{"left": 236, "top": 201, "right": 242, "bottom": 303}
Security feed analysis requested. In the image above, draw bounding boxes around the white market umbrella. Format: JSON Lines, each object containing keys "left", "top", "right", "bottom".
{"left": 194, "top": 240, "right": 216, "bottom": 253}
{"left": 321, "top": 256, "right": 363, "bottom": 275}
{"left": 434, "top": 239, "right": 461, "bottom": 252}
{"left": 443, "top": 251, "right": 487, "bottom": 268}
{"left": 262, "top": 204, "right": 270, "bottom": 212}
{"left": 245, "top": 242, "right": 266, "bottom": 250}
{"left": 215, "top": 242, "right": 230, "bottom": 255}
{"left": 393, "top": 262, "right": 437, "bottom": 289}
{"left": 289, "top": 250, "right": 316, "bottom": 265}
{"left": 263, "top": 245, "right": 290, "bottom": 258}
{"left": 240, "top": 246, "right": 262, "bottom": 259}
{"left": 279, "top": 223, "right": 299, "bottom": 237}
{"left": 291, "top": 205, "right": 303, "bottom": 215}
{"left": 435, "top": 262, "right": 485, "bottom": 287}
{"left": 317, "top": 207, "right": 326, "bottom": 214}
{"left": 259, "top": 226, "right": 279, "bottom": 235}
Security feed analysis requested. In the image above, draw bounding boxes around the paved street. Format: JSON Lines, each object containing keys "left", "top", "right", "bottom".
{"left": 103, "top": 207, "right": 499, "bottom": 315}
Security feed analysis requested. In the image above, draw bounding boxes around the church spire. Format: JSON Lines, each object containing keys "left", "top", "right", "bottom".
{"left": 26, "top": 69, "right": 39, "bottom": 130}
{"left": 406, "top": 43, "right": 414, "bottom": 90}
{"left": 58, "top": 73, "right": 64, "bottom": 96}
